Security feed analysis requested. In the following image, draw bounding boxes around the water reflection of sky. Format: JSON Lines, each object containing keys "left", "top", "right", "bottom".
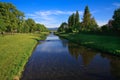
{"left": 21, "top": 34, "right": 120, "bottom": 80}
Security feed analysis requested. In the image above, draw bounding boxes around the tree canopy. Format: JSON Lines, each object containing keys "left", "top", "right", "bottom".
{"left": 58, "top": 6, "right": 98, "bottom": 33}
{"left": 0, "top": 2, "right": 49, "bottom": 34}
{"left": 112, "top": 8, "right": 120, "bottom": 32}
{"left": 81, "top": 6, "right": 98, "bottom": 31}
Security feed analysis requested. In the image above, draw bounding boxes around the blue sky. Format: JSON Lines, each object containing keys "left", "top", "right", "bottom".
{"left": 1, "top": 0, "right": 120, "bottom": 28}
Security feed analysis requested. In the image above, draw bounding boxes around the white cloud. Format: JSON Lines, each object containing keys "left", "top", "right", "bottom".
{"left": 26, "top": 10, "right": 83, "bottom": 28}
{"left": 113, "top": 2, "right": 120, "bottom": 7}
{"left": 97, "top": 20, "right": 108, "bottom": 27}
{"left": 35, "top": 10, "right": 75, "bottom": 16}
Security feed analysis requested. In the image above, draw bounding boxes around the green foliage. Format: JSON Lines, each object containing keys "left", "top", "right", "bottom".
{"left": 75, "top": 10, "right": 80, "bottom": 25}
{"left": 25, "top": 18, "right": 36, "bottom": 32}
{"left": 101, "top": 25, "right": 109, "bottom": 32}
{"left": 81, "top": 6, "right": 98, "bottom": 31}
{"left": 112, "top": 8, "right": 120, "bottom": 32}
{"left": 36, "top": 23, "right": 49, "bottom": 32}
{"left": 0, "top": 2, "right": 24, "bottom": 33}
{"left": 58, "top": 6, "right": 98, "bottom": 33}
{"left": 0, "top": 19, "right": 6, "bottom": 33}
{"left": 67, "top": 11, "right": 80, "bottom": 32}
{"left": 89, "top": 17, "right": 98, "bottom": 31}
{"left": 82, "top": 6, "right": 91, "bottom": 27}
{"left": 65, "top": 28, "right": 73, "bottom": 33}
{"left": 57, "top": 22, "right": 68, "bottom": 32}
{"left": 0, "top": 2, "right": 49, "bottom": 34}
{"left": 58, "top": 33, "right": 120, "bottom": 55}
{"left": 68, "top": 13, "right": 75, "bottom": 28}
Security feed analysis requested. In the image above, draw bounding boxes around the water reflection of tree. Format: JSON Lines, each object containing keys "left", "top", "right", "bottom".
{"left": 59, "top": 37, "right": 68, "bottom": 47}
{"left": 101, "top": 54, "right": 120, "bottom": 79}
{"left": 68, "top": 42, "right": 97, "bottom": 66}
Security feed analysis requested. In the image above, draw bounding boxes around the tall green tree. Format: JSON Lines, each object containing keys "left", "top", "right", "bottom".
{"left": 68, "top": 15, "right": 72, "bottom": 28}
{"left": 68, "top": 13, "right": 75, "bottom": 27}
{"left": 75, "top": 10, "right": 80, "bottom": 25}
{"left": 74, "top": 10, "right": 80, "bottom": 31}
{"left": 82, "top": 6, "right": 91, "bottom": 31}
{"left": 81, "top": 6, "right": 98, "bottom": 31}
{"left": 112, "top": 8, "right": 120, "bottom": 32}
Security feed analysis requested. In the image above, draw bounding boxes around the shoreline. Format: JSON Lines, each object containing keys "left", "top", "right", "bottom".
{"left": 56, "top": 33, "right": 120, "bottom": 56}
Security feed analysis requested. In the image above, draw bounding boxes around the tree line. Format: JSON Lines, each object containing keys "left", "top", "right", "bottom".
{"left": 58, "top": 6, "right": 120, "bottom": 35}
{"left": 0, "top": 2, "right": 49, "bottom": 34}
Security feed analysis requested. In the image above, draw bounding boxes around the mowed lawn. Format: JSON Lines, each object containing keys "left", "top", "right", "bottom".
{"left": 0, "top": 33, "right": 48, "bottom": 80}
{"left": 57, "top": 33, "right": 120, "bottom": 55}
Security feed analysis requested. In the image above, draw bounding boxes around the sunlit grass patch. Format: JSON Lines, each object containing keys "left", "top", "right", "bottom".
{"left": 0, "top": 33, "right": 48, "bottom": 80}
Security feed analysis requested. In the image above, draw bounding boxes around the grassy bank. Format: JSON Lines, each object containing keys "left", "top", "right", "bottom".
{"left": 56, "top": 32, "right": 120, "bottom": 56}
{"left": 0, "top": 33, "right": 48, "bottom": 80}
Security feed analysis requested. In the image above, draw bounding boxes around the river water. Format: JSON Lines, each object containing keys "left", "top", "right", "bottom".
{"left": 21, "top": 33, "right": 120, "bottom": 80}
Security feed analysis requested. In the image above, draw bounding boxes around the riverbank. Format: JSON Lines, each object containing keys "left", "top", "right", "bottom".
{"left": 0, "top": 33, "right": 48, "bottom": 80}
{"left": 56, "top": 32, "right": 120, "bottom": 56}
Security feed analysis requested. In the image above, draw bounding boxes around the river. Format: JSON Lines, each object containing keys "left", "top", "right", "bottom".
{"left": 21, "top": 33, "right": 120, "bottom": 80}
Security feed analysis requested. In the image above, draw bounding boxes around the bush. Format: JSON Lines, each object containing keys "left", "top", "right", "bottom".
{"left": 65, "top": 28, "right": 73, "bottom": 33}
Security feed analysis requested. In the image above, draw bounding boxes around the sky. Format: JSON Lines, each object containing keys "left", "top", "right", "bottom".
{"left": 1, "top": 0, "right": 120, "bottom": 28}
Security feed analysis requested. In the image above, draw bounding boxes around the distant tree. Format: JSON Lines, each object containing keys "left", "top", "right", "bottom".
{"left": 68, "top": 15, "right": 72, "bottom": 27}
{"left": 75, "top": 10, "right": 80, "bottom": 25}
{"left": 71, "top": 13, "right": 75, "bottom": 28}
{"left": 82, "top": 6, "right": 91, "bottom": 30}
{"left": 74, "top": 11, "right": 80, "bottom": 32}
{"left": 81, "top": 6, "right": 98, "bottom": 31}
{"left": 36, "top": 23, "right": 49, "bottom": 32}
{"left": 101, "top": 25, "right": 109, "bottom": 32}
{"left": 57, "top": 22, "right": 68, "bottom": 32}
{"left": 89, "top": 17, "right": 98, "bottom": 31}
{"left": 68, "top": 13, "right": 75, "bottom": 28}
{"left": 107, "top": 19, "right": 113, "bottom": 28}
{"left": 112, "top": 8, "right": 120, "bottom": 32}
{"left": 22, "top": 20, "right": 30, "bottom": 33}
{"left": 25, "top": 18, "right": 36, "bottom": 32}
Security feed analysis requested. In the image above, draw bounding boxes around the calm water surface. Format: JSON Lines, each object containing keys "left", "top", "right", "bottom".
{"left": 21, "top": 33, "right": 120, "bottom": 80}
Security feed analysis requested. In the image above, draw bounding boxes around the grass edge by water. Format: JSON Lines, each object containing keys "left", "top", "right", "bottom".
{"left": 55, "top": 32, "right": 120, "bottom": 56}
{"left": 0, "top": 33, "right": 49, "bottom": 80}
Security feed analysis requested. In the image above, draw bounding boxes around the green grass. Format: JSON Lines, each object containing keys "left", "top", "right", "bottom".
{"left": 0, "top": 33, "right": 48, "bottom": 80}
{"left": 56, "top": 32, "right": 120, "bottom": 56}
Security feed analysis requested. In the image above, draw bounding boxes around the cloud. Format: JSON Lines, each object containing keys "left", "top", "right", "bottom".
{"left": 26, "top": 10, "right": 83, "bottom": 28}
{"left": 113, "top": 2, "right": 120, "bottom": 7}
{"left": 35, "top": 10, "right": 76, "bottom": 16}
{"left": 97, "top": 20, "right": 108, "bottom": 26}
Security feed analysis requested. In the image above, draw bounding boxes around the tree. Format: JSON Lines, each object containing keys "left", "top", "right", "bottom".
{"left": 101, "top": 25, "right": 109, "bottom": 32}
{"left": 74, "top": 11, "right": 80, "bottom": 32}
{"left": 0, "top": 19, "right": 6, "bottom": 34}
{"left": 22, "top": 20, "right": 29, "bottom": 33}
{"left": 112, "top": 8, "right": 120, "bottom": 32}
{"left": 0, "top": 2, "right": 24, "bottom": 33}
{"left": 25, "top": 18, "right": 36, "bottom": 32}
{"left": 81, "top": 6, "right": 98, "bottom": 31}
{"left": 89, "top": 17, "right": 98, "bottom": 31}
{"left": 36, "top": 23, "right": 49, "bottom": 32}
{"left": 75, "top": 10, "right": 80, "bottom": 25}
{"left": 57, "top": 22, "right": 68, "bottom": 32}
{"left": 83, "top": 6, "right": 91, "bottom": 25}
